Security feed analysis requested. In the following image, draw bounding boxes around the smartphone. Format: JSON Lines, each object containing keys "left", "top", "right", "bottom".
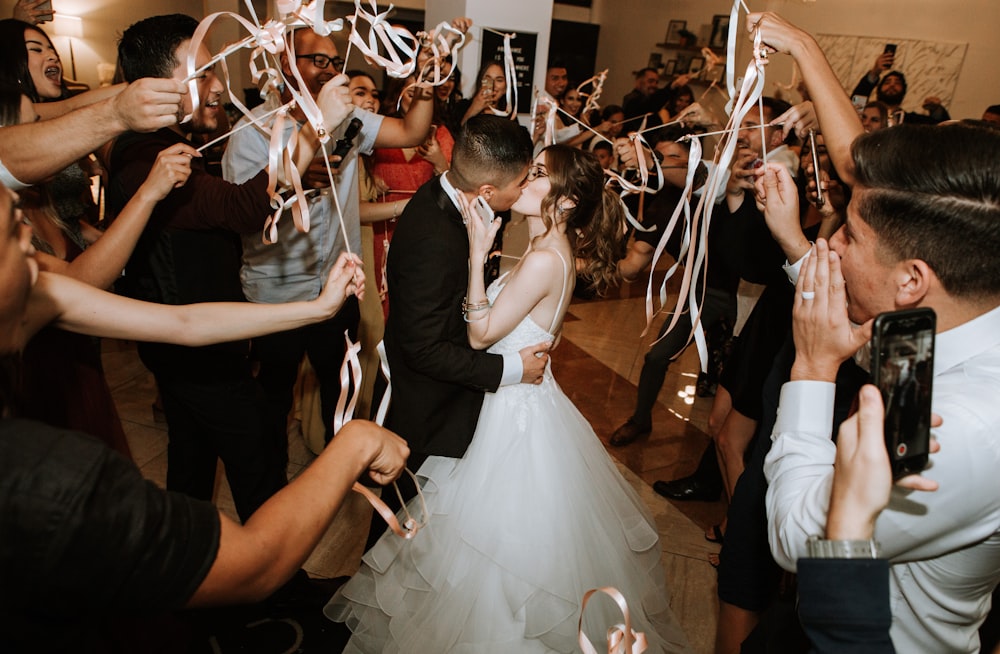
{"left": 883, "top": 43, "right": 898, "bottom": 56}
{"left": 851, "top": 94, "right": 868, "bottom": 115}
{"left": 807, "top": 130, "right": 825, "bottom": 208}
{"left": 35, "top": 0, "right": 53, "bottom": 22}
{"left": 870, "top": 308, "right": 936, "bottom": 479}
{"left": 480, "top": 76, "right": 495, "bottom": 94}
{"left": 472, "top": 195, "right": 495, "bottom": 225}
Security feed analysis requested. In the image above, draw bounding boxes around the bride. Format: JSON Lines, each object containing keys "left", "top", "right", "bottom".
{"left": 326, "top": 144, "right": 692, "bottom": 653}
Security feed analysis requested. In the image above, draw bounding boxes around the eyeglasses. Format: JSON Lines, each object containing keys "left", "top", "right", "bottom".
{"left": 296, "top": 54, "right": 345, "bottom": 72}
{"left": 526, "top": 165, "right": 549, "bottom": 182}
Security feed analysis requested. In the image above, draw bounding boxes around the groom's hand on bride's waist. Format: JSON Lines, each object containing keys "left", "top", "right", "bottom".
{"left": 519, "top": 342, "right": 553, "bottom": 385}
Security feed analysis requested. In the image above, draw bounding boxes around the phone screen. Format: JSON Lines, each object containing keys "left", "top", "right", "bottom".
{"left": 871, "top": 308, "right": 935, "bottom": 478}
{"left": 851, "top": 95, "right": 868, "bottom": 115}
{"left": 35, "top": 0, "right": 53, "bottom": 21}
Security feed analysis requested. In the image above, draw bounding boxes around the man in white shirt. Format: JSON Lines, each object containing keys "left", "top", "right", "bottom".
{"left": 750, "top": 16, "right": 1000, "bottom": 651}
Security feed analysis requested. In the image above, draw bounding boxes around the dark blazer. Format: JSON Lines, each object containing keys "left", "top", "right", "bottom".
{"left": 797, "top": 558, "right": 895, "bottom": 653}
{"left": 382, "top": 176, "right": 504, "bottom": 459}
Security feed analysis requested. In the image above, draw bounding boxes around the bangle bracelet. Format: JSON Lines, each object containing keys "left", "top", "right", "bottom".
{"left": 392, "top": 201, "right": 400, "bottom": 218}
{"left": 462, "top": 297, "right": 491, "bottom": 312}
{"left": 463, "top": 312, "right": 488, "bottom": 323}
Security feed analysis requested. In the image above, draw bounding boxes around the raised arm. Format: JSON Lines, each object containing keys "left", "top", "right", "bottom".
{"left": 25, "top": 252, "right": 363, "bottom": 347}
{"left": 373, "top": 83, "right": 435, "bottom": 149}
{"left": 36, "top": 143, "right": 197, "bottom": 288}
{"left": 33, "top": 84, "right": 127, "bottom": 120}
{"left": 0, "top": 78, "right": 185, "bottom": 185}
{"left": 748, "top": 12, "right": 864, "bottom": 185}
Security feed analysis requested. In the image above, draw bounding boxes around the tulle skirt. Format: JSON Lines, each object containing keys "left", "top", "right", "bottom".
{"left": 325, "top": 377, "right": 691, "bottom": 653}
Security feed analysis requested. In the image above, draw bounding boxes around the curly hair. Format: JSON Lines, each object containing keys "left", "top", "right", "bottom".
{"left": 536, "top": 145, "right": 625, "bottom": 295}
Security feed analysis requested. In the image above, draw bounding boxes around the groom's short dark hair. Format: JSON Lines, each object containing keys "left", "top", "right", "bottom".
{"left": 449, "top": 115, "right": 533, "bottom": 191}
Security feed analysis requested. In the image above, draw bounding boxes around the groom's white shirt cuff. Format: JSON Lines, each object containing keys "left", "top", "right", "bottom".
{"left": 500, "top": 354, "right": 523, "bottom": 386}
{"left": 441, "top": 172, "right": 524, "bottom": 388}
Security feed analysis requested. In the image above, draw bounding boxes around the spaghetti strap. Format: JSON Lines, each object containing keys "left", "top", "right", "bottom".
{"left": 543, "top": 248, "right": 570, "bottom": 334}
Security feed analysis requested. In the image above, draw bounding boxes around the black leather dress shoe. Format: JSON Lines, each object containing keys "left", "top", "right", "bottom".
{"left": 609, "top": 419, "right": 652, "bottom": 447}
{"left": 653, "top": 476, "right": 723, "bottom": 502}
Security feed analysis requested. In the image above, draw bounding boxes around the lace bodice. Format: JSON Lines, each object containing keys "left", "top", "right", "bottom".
{"left": 484, "top": 276, "right": 557, "bottom": 356}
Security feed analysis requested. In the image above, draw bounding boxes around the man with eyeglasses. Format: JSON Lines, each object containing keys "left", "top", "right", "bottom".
{"left": 223, "top": 25, "right": 441, "bottom": 472}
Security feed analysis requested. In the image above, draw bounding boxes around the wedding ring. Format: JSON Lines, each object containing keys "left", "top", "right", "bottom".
{"left": 801, "top": 291, "right": 816, "bottom": 300}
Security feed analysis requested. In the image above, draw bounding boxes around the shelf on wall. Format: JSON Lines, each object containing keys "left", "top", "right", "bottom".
{"left": 656, "top": 43, "right": 723, "bottom": 55}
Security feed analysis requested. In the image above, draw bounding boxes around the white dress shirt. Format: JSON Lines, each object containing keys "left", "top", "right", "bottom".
{"left": 765, "top": 302, "right": 1000, "bottom": 653}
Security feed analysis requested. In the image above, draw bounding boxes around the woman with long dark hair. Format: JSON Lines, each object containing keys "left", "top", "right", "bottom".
{"left": 329, "top": 145, "right": 691, "bottom": 653}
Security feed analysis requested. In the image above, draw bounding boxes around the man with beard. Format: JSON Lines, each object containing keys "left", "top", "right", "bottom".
{"left": 852, "top": 56, "right": 949, "bottom": 124}
{"left": 108, "top": 14, "right": 353, "bottom": 522}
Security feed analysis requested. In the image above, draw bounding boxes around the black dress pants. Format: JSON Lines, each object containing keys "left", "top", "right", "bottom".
{"left": 251, "top": 297, "right": 360, "bottom": 469}
{"left": 142, "top": 345, "right": 287, "bottom": 523}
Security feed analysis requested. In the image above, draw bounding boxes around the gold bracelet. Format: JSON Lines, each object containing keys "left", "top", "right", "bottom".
{"left": 462, "top": 297, "right": 491, "bottom": 312}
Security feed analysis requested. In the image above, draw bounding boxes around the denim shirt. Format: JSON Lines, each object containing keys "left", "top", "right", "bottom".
{"left": 223, "top": 102, "right": 382, "bottom": 303}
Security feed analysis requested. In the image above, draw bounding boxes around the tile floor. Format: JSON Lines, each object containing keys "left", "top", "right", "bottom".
{"left": 104, "top": 216, "right": 728, "bottom": 653}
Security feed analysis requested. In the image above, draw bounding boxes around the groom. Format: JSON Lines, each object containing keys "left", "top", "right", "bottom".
{"left": 367, "top": 115, "right": 549, "bottom": 547}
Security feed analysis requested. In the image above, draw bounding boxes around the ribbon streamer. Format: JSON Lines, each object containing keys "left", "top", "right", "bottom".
{"left": 480, "top": 27, "right": 518, "bottom": 119}
{"left": 578, "top": 587, "right": 648, "bottom": 654}
{"left": 577, "top": 69, "right": 608, "bottom": 119}
{"left": 330, "top": 330, "right": 428, "bottom": 539}
{"left": 630, "top": 0, "right": 768, "bottom": 373}
{"left": 347, "top": 0, "right": 420, "bottom": 79}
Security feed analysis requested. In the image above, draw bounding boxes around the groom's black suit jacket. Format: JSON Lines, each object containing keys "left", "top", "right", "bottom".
{"left": 383, "top": 176, "right": 504, "bottom": 459}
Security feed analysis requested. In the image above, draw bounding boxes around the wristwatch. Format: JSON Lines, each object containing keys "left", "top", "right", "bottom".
{"left": 806, "top": 535, "right": 880, "bottom": 559}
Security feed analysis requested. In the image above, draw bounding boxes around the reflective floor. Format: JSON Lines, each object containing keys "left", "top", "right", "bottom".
{"left": 105, "top": 217, "right": 726, "bottom": 653}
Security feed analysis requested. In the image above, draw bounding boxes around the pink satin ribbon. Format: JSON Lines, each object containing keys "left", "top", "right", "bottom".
{"left": 331, "top": 331, "right": 427, "bottom": 539}
{"left": 578, "top": 587, "right": 648, "bottom": 654}
{"left": 629, "top": 0, "right": 770, "bottom": 375}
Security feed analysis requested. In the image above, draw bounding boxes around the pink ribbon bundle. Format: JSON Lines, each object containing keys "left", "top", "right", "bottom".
{"left": 180, "top": 0, "right": 471, "bottom": 249}
{"left": 331, "top": 331, "right": 428, "bottom": 539}
{"left": 624, "top": 0, "right": 773, "bottom": 374}
{"left": 578, "top": 587, "right": 648, "bottom": 654}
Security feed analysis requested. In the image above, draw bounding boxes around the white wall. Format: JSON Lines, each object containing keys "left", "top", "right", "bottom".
{"left": 593, "top": 0, "right": 998, "bottom": 120}
{"left": 762, "top": 0, "right": 999, "bottom": 120}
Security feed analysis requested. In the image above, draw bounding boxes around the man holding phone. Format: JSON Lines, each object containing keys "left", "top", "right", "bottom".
{"left": 750, "top": 11, "right": 1000, "bottom": 653}
{"left": 850, "top": 44, "right": 950, "bottom": 125}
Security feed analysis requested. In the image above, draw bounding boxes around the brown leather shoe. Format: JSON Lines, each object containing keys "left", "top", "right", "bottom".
{"left": 609, "top": 419, "right": 651, "bottom": 447}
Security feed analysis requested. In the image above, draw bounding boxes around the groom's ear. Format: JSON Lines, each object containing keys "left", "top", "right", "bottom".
{"left": 476, "top": 184, "right": 496, "bottom": 201}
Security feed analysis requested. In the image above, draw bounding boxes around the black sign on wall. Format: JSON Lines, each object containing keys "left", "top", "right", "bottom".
{"left": 480, "top": 29, "right": 537, "bottom": 114}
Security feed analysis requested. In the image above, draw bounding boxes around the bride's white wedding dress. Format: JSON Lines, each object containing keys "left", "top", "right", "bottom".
{"left": 325, "top": 253, "right": 691, "bottom": 653}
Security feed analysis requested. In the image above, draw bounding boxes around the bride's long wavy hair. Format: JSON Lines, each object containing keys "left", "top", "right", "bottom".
{"left": 537, "top": 145, "right": 625, "bottom": 296}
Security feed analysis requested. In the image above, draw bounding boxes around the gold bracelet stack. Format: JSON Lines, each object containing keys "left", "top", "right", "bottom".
{"left": 462, "top": 297, "right": 491, "bottom": 322}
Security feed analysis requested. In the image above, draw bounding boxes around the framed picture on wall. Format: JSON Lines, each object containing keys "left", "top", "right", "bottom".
{"left": 648, "top": 52, "right": 663, "bottom": 69}
{"left": 688, "top": 56, "right": 705, "bottom": 76}
{"left": 710, "top": 15, "right": 730, "bottom": 50}
{"left": 665, "top": 20, "right": 687, "bottom": 45}
{"left": 663, "top": 60, "right": 677, "bottom": 75}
